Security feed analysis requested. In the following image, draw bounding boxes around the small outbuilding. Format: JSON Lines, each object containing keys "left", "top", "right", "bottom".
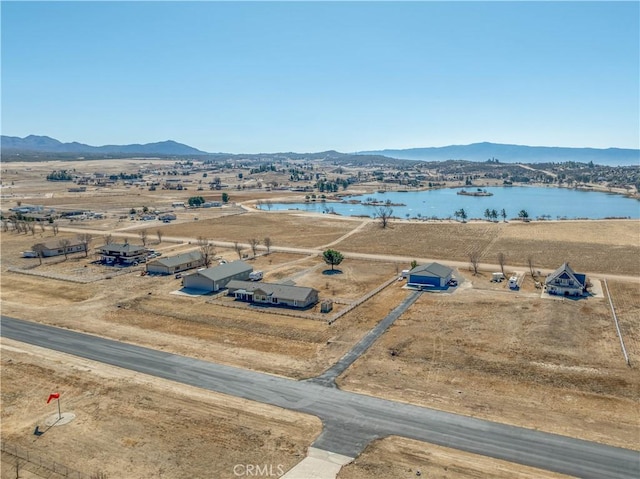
{"left": 146, "top": 251, "right": 204, "bottom": 275}
{"left": 408, "top": 262, "right": 454, "bottom": 289}
{"left": 182, "top": 261, "right": 252, "bottom": 292}
{"left": 226, "top": 280, "right": 319, "bottom": 309}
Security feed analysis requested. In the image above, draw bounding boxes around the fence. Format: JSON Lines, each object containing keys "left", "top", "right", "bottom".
{"left": 1, "top": 442, "right": 90, "bottom": 479}
{"left": 603, "top": 279, "right": 631, "bottom": 366}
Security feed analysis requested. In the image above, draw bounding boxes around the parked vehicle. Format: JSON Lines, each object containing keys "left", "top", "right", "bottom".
{"left": 21, "top": 251, "right": 37, "bottom": 258}
{"left": 249, "top": 271, "right": 263, "bottom": 281}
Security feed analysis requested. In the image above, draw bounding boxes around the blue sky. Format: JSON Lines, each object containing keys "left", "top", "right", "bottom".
{"left": 2, "top": 1, "right": 639, "bottom": 153}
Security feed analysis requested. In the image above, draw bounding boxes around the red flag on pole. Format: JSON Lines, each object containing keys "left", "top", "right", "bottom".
{"left": 47, "top": 393, "right": 60, "bottom": 404}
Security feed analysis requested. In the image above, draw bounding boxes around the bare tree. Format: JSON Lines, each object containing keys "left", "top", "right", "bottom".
{"left": 527, "top": 255, "right": 536, "bottom": 278}
{"left": 39, "top": 222, "right": 45, "bottom": 233}
{"left": 33, "top": 244, "right": 45, "bottom": 266}
{"left": 77, "top": 233, "right": 93, "bottom": 257}
{"left": 197, "top": 236, "right": 215, "bottom": 267}
{"left": 59, "top": 238, "right": 71, "bottom": 260}
{"left": 264, "top": 200, "right": 273, "bottom": 211}
{"left": 233, "top": 241, "right": 243, "bottom": 259}
{"left": 469, "top": 249, "right": 482, "bottom": 275}
{"left": 1, "top": 219, "right": 8, "bottom": 232}
{"left": 374, "top": 205, "right": 393, "bottom": 229}
{"left": 497, "top": 252, "right": 506, "bottom": 276}
{"left": 103, "top": 233, "right": 113, "bottom": 245}
{"left": 52, "top": 222, "right": 59, "bottom": 236}
{"left": 248, "top": 238, "right": 260, "bottom": 257}
{"left": 156, "top": 229, "right": 163, "bottom": 244}
{"left": 27, "top": 222, "right": 36, "bottom": 236}
{"left": 139, "top": 229, "right": 148, "bottom": 247}
{"left": 263, "top": 237, "right": 272, "bottom": 255}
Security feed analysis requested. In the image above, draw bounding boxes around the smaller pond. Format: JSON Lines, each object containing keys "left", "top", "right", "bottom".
{"left": 259, "top": 186, "right": 639, "bottom": 220}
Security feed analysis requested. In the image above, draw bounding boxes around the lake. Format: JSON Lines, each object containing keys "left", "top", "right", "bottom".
{"left": 260, "top": 186, "right": 640, "bottom": 220}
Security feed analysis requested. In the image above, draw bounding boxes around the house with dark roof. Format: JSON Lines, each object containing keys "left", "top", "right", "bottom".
{"left": 545, "top": 263, "right": 588, "bottom": 296}
{"left": 146, "top": 251, "right": 204, "bottom": 275}
{"left": 408, "top": 262, "right": 454, "bottom": 289}
{"left": 226, "top": 280, "right": 319, "bottom": 309}
{"left": 182, "top": 261, "right": 252, "bottom": 292}
{"left": 98, "top": 243, "right": 147, "bottom": 265}
{"left": 31, "top": 239, "right": 85, "bottom": 257}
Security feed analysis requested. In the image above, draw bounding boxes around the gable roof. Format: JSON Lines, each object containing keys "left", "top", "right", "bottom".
{"left": 409, "top": 262, "right": 453, "bottom": 279}
{"left": 227, "top": 280, "right": 317, "bottom": 301}
{"left": 194, "top": 261, "right": 252, "bottom": 282}
{"left": 149, "top": 251, "right": 203, "bottom": 268}
{"left": 33, "top": 239, "right": 83, "bottom": 251}
{"left": 545, "top": 262, "right": 586, "bottom": 286}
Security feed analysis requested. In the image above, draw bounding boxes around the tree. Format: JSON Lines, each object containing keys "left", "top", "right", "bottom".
{"left": 139, "top": 229, "right": 148, "bottom": 246}
{"left": 233, "top": 241, "right": 243, "bottom": 259}
{"left": 410, "top": 260, "right": 418, "bottom": 269}
{"left": 501, "top": 208, "right": 507, "bottom": 222}
{"left": 490, "top": 209, "right": 498, "bottom": 221}
{"left": 374, "top": 205, "right": 393, "bottom": 229}
{"left": 518, "top": 209, "right": 529, "bottom": 221}
{"left": 197, "top": 236, "right": 215, "bottom": 267}
{"left": 323, "top": 249, "right": 344, "bottom": 271}
{"left": 264, "top": 200, "right": 273, "bottom": 211}
{"left": 59, "top": 238, "right": 71, "bottom": 260}
{"left": 52, "top": 223, "right": 59, "bottom": 236}
{"left": 469, "top": 249, "right": 481, "bottom": 275}
{"left": 33, "top": 244, "right": 45, "bottom": 266}
{"left": 156, "top": 229, "right": 163, "bottom": 244}
{"left": 248, "top": 238, "right": 260, "bottom": 257}
{"left": 103, "top": 233, "right": 113, "bottom": 246}
{"left": 527, "top": 255, "right": 536, "bottom": 278}
{"left": 497, "top": 252, "right": 506, "bottom": 276}
{"left": 454, "top": 208, "right": 467, "bottom": 222}
{"left": 188, "top": 196, "right": 205, "bottom": 207}
{"left": 222, "top": 192, "right": 229, "bottom": 203}
{"left": 77, "top": 233, "right": 93, "bottom": 257}
{"left": 484, "top": 209, "right": 492, "bottom": 221}
{"left": 263, "top": 237, "right": 272, "bottom": 255}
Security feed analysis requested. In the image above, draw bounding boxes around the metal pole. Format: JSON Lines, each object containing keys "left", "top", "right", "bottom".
{"left": 57, "top": 397, "right": 61, "bottom": 420}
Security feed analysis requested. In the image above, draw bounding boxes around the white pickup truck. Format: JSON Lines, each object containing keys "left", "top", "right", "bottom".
{"left": 249, "top": 271, "right": 263, "bottom": 281}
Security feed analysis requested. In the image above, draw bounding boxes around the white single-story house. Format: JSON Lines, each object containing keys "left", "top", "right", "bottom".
{"left": 146, "top": 251, "right": 204, "bottom": 275}
{"left": 31, "top": 239, "right": 85, "bottom": 257}
{"left": 408, "top": 262, "right": 454, "bottom": 289}
{"left": 182, "top": 261, "right": 252, "bottom": 292}
{"left": 98, "top": 243, "right": 147, "bottom": 265}
{"left": 545, "top": 263, "right": 588, "bottom": 296}
{"left": 226, "top": 280, "right": 319, "bottom": 309}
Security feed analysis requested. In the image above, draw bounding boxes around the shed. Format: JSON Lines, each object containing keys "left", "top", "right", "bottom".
{"left": 146, "top": 251, "right": 204, "bottom": 275}
{"left": 182, "top": 261, "right": 252, "bottom": 292}
{"left": 408, "top": 262, "right": 453, "bottom": 289}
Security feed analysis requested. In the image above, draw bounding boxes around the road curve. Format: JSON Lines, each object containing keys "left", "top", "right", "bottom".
{"left": 1, "top": 316, "right": 637, "bottom": 478}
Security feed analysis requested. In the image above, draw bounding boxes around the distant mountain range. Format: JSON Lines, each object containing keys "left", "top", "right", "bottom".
{"left": 357, "top": 142, "right": 639, "bottom": 166}
{"left": 2, "top": 135, "right": 638, "bottom": 166}
{"left": 1, "top": 135, "right": 206, "bottom": 156}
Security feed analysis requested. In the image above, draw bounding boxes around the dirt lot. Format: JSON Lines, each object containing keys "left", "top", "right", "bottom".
{"left": 0, "top": 340, "right": 321, "bottom": 479}
{"left": 337, "top": 436, "right": 570, "bottom": 479}
{"left": 335, "top": 220, "right": 640, "bottom": 276}
{"left": 338, "top": 283, "right": 640, "bottom": 450}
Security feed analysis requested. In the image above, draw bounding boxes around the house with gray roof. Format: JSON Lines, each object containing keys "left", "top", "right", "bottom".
{"left": 182, "top": 261, "right": 252, "bottom": 292}
{"left": 32, "top": 239, "right": 84, "bottom": 257}
{"left": 226, "top": 280, "right": 319, "bottom": 309}
{"left": 545, "top": 263, "right": 588, "bottom": 297}
{"left": 408, "top": 262, "right": 454, "bottom": 289}
{"left": 98, "top": 243, "right": 147, "bottom": 265}
{"left": 146, "top": 251, "right": 204, "bottom": 275}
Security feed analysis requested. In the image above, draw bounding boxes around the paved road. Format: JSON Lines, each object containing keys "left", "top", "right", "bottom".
{"left": 2, "top": 316, "right": 637, "bottom": 478}
{"left": 309, "top": 290, "right": 422, "bottom": 387}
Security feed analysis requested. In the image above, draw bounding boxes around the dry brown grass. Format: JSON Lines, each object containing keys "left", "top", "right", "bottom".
{"left": 155, "top": 212, "right": 360, "bottom": 248}
{"left": 338, "top": 436, "right": 571, "bottom": 479}
{"left": 339, "top": 287, "right": 640, "bottom": 449}
{"left": 0, "top": 342, "right": 321, "bottom": 479}
{"left": 335, "top": 220, "right": 640, "bottom": 275}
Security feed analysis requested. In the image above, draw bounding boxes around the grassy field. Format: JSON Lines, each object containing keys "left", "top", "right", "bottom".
{"left": 0, "top": 341, "right": 321, "bottom": 479}
{"left": 338, "top": 285, "right": 640, "bottom": 449}
{"left": 335, "top": 220, "right": 640, "bottom": 275}
{"left": 337, "top": 437, "right": 571, "bottom": 479}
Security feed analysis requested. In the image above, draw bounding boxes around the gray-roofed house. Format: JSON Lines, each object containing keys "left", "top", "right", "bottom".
{"left": 545, "top": 263, "right": 588, "bottom": 297}
{"left": 146, "top": 251, "right": 204, "bottom": 275}
{"left": 99, "top": 243, "right": 147, "bottom": 265}
{"left": 182, "top": 261, "right": 252, "bottom": 292}
{"left": 226, "top": 280, "right": 319, "bottom": 309}
{"left": 408, "top": 262, "right": 454, "bottom": 289}
{"left": 31, "top": 239, "right": 84, "bottom": 257}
